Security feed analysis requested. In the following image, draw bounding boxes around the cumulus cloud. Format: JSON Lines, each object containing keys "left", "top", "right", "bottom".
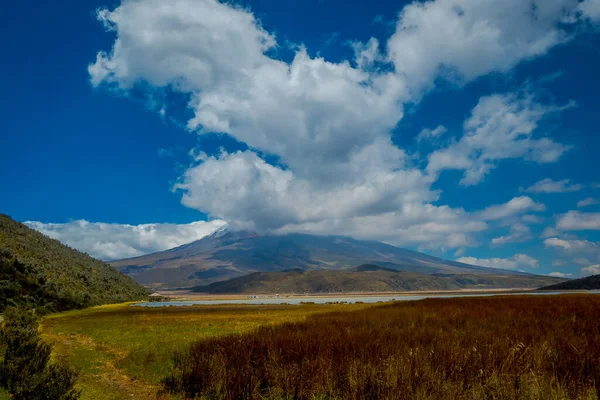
{"left": 88, "top": 0, "right": 589, "bottom": 247}
{"left": 175, "top": 147, "right": 437, "bottom": 229}
{"left": 557, "top": 211, "right": 600, "bottom": 231}
{"left": 545, "top": 221, "right": 600, "bottom": 276}
{"left": 541, "top": 227, "right": 560, "bottom": 238}
{"left": 175, "top": 149, "right": 488, "bottom": 247}
{"left": 478, "top": 196, "right": 545, "bottom": 221}
{"left": 458, "top": 253, "right": 539, "bottom": 270}
{"left": 427, "top": 94, "right": 572, "bottom": 186}
{"left": 386, "top": 0, "right": 580, "bottom": 93}
{"left": 454, "top": 248, "right": 466, "bottom": 257}
{"left": 525, "top": 178, "right": 583, "bottom": 193}
{"left": 575, "top": 0, "right": 600, "bottom": 22}
{"left": 544, "top": 237, "right": 600, "bottom": 270}
{"left": 574, "top": 258, "right": 593, "bottom": 266}
{"left": 549, "top": 272, "right": 572, "bottom": 278}
{"left": 273, "top": 207, "right": 486, "bottom": 250}
{"left": 544, "top": 237, "right": 599, "bottom": 252}
{"left": 582, "top": 265, "right": 600, "bottom": 276}
{"left": 491, "top": 223, "right": 532, "bottom": 245}
{"left": 577, "top": 197, "right": 599, "bottom": 208}
{"left": 416, "top": 125, "right": 447, "bottom": 142}
{"left": 24, "top": 220, "right": 227, "bottom": 260}
{"left": 522, "top": 214, "right": 544, "bottom": 224}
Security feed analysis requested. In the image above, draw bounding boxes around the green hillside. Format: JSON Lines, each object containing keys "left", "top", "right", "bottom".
{"left": 0, "top": 214, "right": 148, "bottom": 313}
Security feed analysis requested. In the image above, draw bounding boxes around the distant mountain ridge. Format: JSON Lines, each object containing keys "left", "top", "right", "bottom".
{"left": 538, "top": 275, "right": 600, "bottom": 291}
{"left": 0, "top": 214, "right": 148, "bottom": 313}
{"left": 192, "top": 264, "right": 565, "bottom": 294}
{"left": 111, "top": 229, "right": 560, "bottom": 290}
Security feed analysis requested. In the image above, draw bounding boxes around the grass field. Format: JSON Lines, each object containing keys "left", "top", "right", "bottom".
{"left": 165, "top": 295, "right": 600, "bottom": 400}
{"left": 40, "top": 302, "right": 373, "bottom": 399}
{"left": 38, "top": 295, "right": 600, "bottom": 399}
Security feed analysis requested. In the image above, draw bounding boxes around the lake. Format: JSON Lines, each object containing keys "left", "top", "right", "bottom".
{"left": 132, "top": 290, "right": 600, "bottom": 307}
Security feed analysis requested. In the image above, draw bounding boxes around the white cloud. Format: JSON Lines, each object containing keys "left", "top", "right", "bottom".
{"left": 544, "top": 237, "right": 600, "bottom": 269}
{"left": 90, "top": 0, "right": 409, "bottom": 190}
{"left": 522, "top": 214, "right": 544, "bottom": 224}
{"left": 577, "top": 198, "right": 599, "bottom": 208}
{"left": 176, "top": 148, "right": 434, "bottom": 228}
{"left": 427, "top": 94, "right": 572, "bottom": 186}
{"left": 416, "top": 125, "right": 447, "bottom": 142}
{"left": 525, "top": 178, "right": 583, "bottom": 193}
{"left": 386, "top": 0, "right": 580, "bottom": 94}
{"left": 576, "top": 0, "right": 600, "bottom": 22}
{"left": 351, "top": 37, "right": 383, "bottom": 70}
{"left": 454, "top": 248, "right": 466, "bottom": 257}
{"left": 24, "top": 219, "right": 227, "bottom": 260}
{"left": 275, "top": 209, "right": 486, "bottom": 250}
{"left": 549, "top": 272, "right": 572, "bottom": 278}
{"left": 491, "top": 223, "right": 531, "bottom": 245}
{"left": 557, "top": 211, "right": 600, "bottom": 231}
{"left": 544, "top": 237, "right": 599, "bottom": 252}
{"left": 582, "top": 265, "right": 600, "bottom": 276}
{"left": 574, "top": 258, "right": 593, "bottom": 266}
{"left": 88, "top": 0, "right": 588, "bottom": 247}
{"left": 478, "top": 196, "right": 545, "bottom": 221}
{"left": 541, "top": 226, "right": 560, "bottom": 238}
{"left": 458, "top": 253, "right": 539, "bottom": 270}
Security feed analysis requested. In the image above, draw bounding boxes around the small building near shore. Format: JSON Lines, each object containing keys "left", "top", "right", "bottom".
{"left": 148, "top": 292, "right": 169, "bottom": 302}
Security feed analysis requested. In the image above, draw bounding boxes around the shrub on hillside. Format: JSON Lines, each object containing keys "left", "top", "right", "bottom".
{"left": 0, "top": 307, "right": 80, "bottom": 400}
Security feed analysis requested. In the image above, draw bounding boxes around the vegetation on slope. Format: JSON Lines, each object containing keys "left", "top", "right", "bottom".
{"left": 164, "top": 295, "right": 600, "bottom": 399}
{"left": 0, "top": 214, "right": 148, "bottom": 313}
{"left": 538, "top": 274, "right": 600, "bottom": 290}
{"left": 192, "top": 265, "right": 565, "bottom": 294}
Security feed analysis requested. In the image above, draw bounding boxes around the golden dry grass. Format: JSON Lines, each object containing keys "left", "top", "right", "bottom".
{"left": 164, "top": 295, "right": 600, "bottom": 400}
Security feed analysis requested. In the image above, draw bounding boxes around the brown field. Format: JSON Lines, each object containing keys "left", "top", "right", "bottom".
{"left": 163, "top": 294, "right": 600, "bottom": 400}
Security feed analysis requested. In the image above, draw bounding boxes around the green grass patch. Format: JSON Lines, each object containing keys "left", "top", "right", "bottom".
{"left": 41, "top": 302, "right": 373, "bottom": 400}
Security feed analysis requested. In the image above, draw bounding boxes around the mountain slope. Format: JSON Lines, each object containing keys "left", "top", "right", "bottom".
{"left": 0, "top": 214, "right": 148, "bottom": 313}
{"left": 538, "top": 274, "right": 600, "bottom": 291}
{"left": 192, "top": 265, "right": 565, "bottom": 294}
{"left": 111, "top": 229, "right": 551, "bottom": 289}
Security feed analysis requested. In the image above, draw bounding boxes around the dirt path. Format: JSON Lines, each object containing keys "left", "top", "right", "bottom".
{"left": 42, "top": 323, "right": 165, "bottom": 400}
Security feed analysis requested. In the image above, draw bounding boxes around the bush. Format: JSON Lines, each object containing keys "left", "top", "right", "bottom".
{"left": 0, "top": 307, "right": 80, "bottom": 400}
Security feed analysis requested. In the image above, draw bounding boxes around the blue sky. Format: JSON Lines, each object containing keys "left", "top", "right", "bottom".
{"left": 1, "top": 0, "right": 600, "bottom": 277}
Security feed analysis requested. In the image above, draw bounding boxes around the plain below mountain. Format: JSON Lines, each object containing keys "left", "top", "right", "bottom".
{"left": 191, "top": 264, "right": 565, "bottom": 294}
